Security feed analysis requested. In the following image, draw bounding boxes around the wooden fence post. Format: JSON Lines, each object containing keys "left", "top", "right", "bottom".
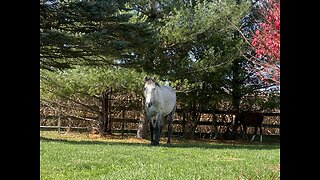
{"left": 58, "top": 105, "right": 61, "bottom": 133}
{"left": 121, "top": 109, "right": 125, "bottom": 137}
{"left": 210, "top": 105, "right": 218, "bottom": 139}
{"left": 102, "top": 90, "right": 108, "bottom": 133}
{"left": 107, "top": 87, "right": 112, "bottom": 134}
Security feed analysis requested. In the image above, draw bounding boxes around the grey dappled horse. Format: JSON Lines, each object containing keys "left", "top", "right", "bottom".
{"left": 143, "top": 77, "right": 176, "bottom": 146}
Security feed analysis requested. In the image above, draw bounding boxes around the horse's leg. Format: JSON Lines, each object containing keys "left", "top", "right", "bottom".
{"left": 259, "top": 123, "right": 263, "bottom": 142}
{"left": 167, "top": 117, "right": 172, "bottom": 144}
{"left": 152, "top": 120, "right": 159, "bottom": 146}
{"left": 150, "top": 122, "right": 155, "bottom": 145}
{"left": 153, "top": 113, "right": 162, "bottom": 145}
{"left": 251, "top": 125, "right": 257, "bottom": 141}
{"left": 243, "top": 124, "right": 248, "bottom": 141}
{"left": 154, "top": 124, "right": 160, "bottom": 145}
{"left": 167, "top": 114, "right": 173, "bottom": 145}
{"left": 239, "top": 124, "right": 244, "bottom": 139}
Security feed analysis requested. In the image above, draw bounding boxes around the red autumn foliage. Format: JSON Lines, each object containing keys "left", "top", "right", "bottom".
{"left": 250, "top": 0, "right": 280, "bottom": 85}
{"left": 252, "top": 0, "right": 280, "bottom": 62}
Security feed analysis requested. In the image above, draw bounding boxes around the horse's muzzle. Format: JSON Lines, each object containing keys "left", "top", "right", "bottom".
{"left": 146, "top": 102, "right": 152, "bottom": 108}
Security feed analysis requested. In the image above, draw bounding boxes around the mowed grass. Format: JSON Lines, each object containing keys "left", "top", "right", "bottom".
{"left": 40, "top": 131, "right": 280, "bottom": 180}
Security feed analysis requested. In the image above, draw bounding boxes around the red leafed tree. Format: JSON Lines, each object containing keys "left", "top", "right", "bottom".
{"left": 251, "top": 0, "right": 280, "bottom": 84}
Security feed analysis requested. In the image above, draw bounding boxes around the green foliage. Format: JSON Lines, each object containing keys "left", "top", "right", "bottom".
{"left": 40, "top": 131, "right": 280, "bottom": 180}
{"left": 40, "top": 66, "right": 148, "bottom": 101}
{"left": 40, "top": 0, "right": 153, "bottom": 70}
{"left": 145, "top": 0, "right": 251, "bottom": 110}
{"left": 160, "top": 0, "right": 248, "bottom": 44}
{"left": 40, "top": 0, "right": 279, "bottom": 114}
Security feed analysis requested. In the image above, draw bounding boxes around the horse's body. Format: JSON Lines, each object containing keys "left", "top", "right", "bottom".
{"left": 143, "top": 77, "right": 176, "bottom": 145}
{"left": 232, "top": 112, "right": 264, "bottom": 142}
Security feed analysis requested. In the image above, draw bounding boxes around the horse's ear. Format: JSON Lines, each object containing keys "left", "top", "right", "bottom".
{"left": 144, "top": 76, "right": 150, "bottom": 82}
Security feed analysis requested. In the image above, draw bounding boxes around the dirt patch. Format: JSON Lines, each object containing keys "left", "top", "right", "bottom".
{"left": 270, "top": 164, "right": 280, "bottom": 173}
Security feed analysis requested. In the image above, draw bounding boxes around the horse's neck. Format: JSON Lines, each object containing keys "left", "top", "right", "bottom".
{"left": 154, "top": 86, "right": 164, "bottom": 105}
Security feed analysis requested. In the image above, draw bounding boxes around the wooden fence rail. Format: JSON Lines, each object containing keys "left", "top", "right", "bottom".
{"left": 40, "top": 113, "right": 280, "bottom": 136}
{"left": 40, "top": 121, "right": 280, "bottom": 130}
{"left": 41, "top": 89, "right": 280, "bottom": 140}
{"left": 102, "top": 118, "right": 280, "bottom": 129}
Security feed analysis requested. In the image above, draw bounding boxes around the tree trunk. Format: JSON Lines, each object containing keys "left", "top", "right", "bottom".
{"left": 98, "top": 89, "right": 112, "bottom": 134}
{"left": 106, "top": 88, "right": 112, "bottom": 134}
{"left": 184, "top": 102, "right": 200, "bottom": 139}
{"left": 137, "top": 117, "right": 149, "bottom": 139}
{"left": 231, "top": 59, "right": 244, "bottom": 139}
{"left": 137, "top": 100, "right": 149, "bottom": 139}
{"left": 231, "top": 59, "right": 242, "bottom": 113}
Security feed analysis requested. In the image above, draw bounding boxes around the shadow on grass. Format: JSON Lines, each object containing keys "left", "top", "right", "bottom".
{"left": 40, "top": 136, "right": 279, "bottom": 150}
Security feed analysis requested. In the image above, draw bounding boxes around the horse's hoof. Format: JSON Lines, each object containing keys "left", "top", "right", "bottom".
{"left": 150, "top": 142, "right": 159, "bottom": 146}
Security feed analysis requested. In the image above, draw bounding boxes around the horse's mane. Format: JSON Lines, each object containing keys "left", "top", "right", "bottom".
{"left": 154, "top": 81, "right": 160, "bottom": 87}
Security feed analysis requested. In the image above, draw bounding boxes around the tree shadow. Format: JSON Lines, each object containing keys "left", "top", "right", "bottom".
{"left": 40, "top": 136, "right": 279, "bottom": 150}
{"left": 166, "top": 141, "right": 279, "bottom": 150}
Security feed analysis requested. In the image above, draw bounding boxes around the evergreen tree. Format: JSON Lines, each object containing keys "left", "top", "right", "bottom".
{"left": 40, "top": 0, "right": 153, "bottom": 70}
{"left": 40, "top": 66, "right": 147, "bottom": 133}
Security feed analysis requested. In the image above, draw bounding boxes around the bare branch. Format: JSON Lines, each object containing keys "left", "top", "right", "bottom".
{"left": 227, "top": 18, "right": 255, "bottom": 49}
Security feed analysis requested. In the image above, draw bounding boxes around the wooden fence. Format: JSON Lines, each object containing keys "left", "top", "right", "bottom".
{"left": 40, "top": 108, "right": 280, "bottom": 138}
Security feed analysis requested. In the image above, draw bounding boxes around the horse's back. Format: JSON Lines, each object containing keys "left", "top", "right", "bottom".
{"left": 238, "top": 112, "right": 264, "bottom": 125}
{"left": 162, "top": 85, "right": 176, "bottom": 95}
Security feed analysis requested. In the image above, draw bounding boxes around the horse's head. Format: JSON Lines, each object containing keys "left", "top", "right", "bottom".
{"left": 143, "top": 77, "right": 157, "bottom": 108}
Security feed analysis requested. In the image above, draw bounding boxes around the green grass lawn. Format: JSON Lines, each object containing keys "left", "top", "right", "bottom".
{"left": 40, "top": 131, "right": 280, "bottom": 180}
